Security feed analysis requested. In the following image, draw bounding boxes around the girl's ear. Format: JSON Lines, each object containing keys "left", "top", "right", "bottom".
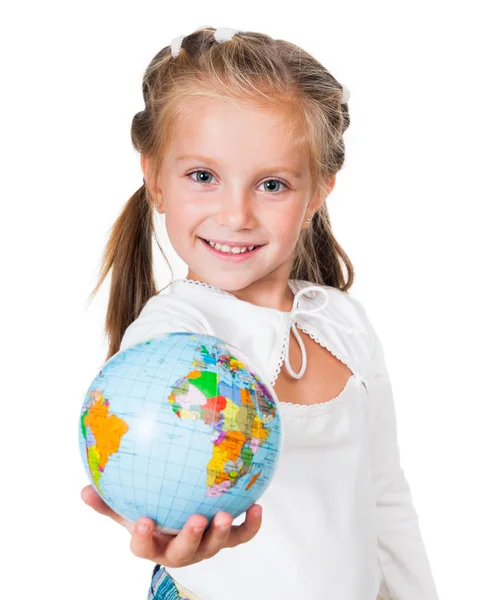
{"left": 140, "top": 154, "right": 148, "bottom": 181}
{"left": 141, "top": 155, "right": 163, "bottom": 206}
{"left": 322, "top": 174, "right": 337, "bottom": 199}
{"left": 308, "top": 174, "right": 337, "bottom": 216}
{"left": 327, "top": 174, "right": 337, "bottom": 195}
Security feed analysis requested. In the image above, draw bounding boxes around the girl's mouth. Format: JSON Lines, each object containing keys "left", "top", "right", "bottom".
{"left": 199, "top": 238, "right": 265, "bottom": 262}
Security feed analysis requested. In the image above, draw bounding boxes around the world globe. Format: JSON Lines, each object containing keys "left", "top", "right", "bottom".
{"left": 78, "top": 332, "right": 283, "bottom": 533}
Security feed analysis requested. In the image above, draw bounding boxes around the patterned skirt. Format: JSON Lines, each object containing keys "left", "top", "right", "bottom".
{"left": 148, "top": 564, "right": 202, "bottom": 600}
{"left": 147, "top": 562, "right": 387, "bottom": 600}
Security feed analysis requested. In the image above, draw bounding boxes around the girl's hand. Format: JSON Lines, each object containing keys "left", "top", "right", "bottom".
{"left": 81, "top": 485, "right": 263, "bottom": 567}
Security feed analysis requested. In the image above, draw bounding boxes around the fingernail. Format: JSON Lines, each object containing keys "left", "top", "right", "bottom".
{"left": 137, "top": 522, "right": 150, "bottom": 534}
{"left": 218, "top": 523, "right": 231, "bottom": 532}
{"left": 253, "top": 506, "right": 262, "bottom": 518}
{"left": 192, "top": 526, "right": 204, "bottom": 534}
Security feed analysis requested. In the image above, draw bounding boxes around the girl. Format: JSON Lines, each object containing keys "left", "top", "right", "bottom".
{"left": 81, "top": 25, "right": 439, "bottom": 600}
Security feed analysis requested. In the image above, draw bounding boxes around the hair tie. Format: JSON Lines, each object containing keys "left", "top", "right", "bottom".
{"left": 170, "top": 33, "right": 186, "bottom": 59}
{"left": 341, "top": 83, "right": 350, "bottom": 104}
{"left": 213, "top": 27, "right": 241, "bottom": 42}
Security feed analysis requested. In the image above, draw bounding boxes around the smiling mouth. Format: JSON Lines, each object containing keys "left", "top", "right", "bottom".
{"left": 199, "top": 238, "right": 265, "bottom": 254}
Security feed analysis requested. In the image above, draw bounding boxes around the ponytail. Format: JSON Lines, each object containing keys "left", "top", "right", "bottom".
{"left": 87, "top": 185, "right": 161, "bottom": 363}
{"left": 291, "top": 203, "right": 355, "bottom": 291}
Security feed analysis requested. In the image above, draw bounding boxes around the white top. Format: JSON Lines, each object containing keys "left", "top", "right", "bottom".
{"left": 119, "top": 278, "right": 439, "bottom": 600}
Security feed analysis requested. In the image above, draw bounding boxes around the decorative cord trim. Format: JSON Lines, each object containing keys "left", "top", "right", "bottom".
{"left": 271, "top": 322, "right": 358, "bottom": 408}
{"left": 295, "top": 323, "right": 352, "bottom": 372}
{"left": 296, "top": 323, "right": 370, "bottom": 394}
{"left": 181, "top": 278, "right": 234, "bottom": 296}
{"left": 270, "top": 322, "right": 290, "bottom": 387}
{"left": 279, "top": 374, "right": 356, "bottom": 408}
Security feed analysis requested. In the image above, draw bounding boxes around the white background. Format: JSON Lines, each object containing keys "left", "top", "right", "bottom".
{"left": 1, "top": 1, "right": 500, "bottom": 598}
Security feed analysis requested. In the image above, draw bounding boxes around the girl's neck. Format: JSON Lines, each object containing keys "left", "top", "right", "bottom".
{"left": 183, "top": 274, "right": 296, "bottom": 312}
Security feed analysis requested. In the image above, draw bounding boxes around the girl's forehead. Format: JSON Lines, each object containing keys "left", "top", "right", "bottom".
{"left": 175, "top": 94, "right": 298, "bottom": 128}
{"left": 167, "top": 97, "right": 307, "bottom": 157}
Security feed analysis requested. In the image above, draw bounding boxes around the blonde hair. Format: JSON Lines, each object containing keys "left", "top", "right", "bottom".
{"left": 88, "top": 26, "right": 355, "bottom": 362}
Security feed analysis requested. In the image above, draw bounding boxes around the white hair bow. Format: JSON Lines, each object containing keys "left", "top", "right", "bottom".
{"left": 213, "top": 27, "right": 241, "bottom": 42}
{"left": 341, "top": 83, "right": 351, "bottom": 104}
{"left": 170, "top": 33, "right": 186, "bottom": 59}
{"left": 170, "top": 28, "right": 351, "bottom": 104}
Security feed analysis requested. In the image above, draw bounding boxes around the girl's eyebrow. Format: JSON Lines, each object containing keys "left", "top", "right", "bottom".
{"left": 175, "top": 154, "right": 303, "bottom": 179}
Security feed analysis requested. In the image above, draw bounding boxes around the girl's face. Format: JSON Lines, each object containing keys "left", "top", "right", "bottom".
{"left": 148, "top": 96, "right": 330, "bottom": 301}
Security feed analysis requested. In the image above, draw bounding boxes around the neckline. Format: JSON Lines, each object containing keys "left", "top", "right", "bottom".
{"left": 278, "top": 374, "right": 360, "bottom": 417}
{"left": 175, "top": 277, "right": 318, "bottom": 315}
{"left": 173, "top": 277, "right": 351, "bottom": 385}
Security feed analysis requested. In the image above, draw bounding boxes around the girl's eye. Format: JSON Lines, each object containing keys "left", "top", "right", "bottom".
{"left": 259, "top": 179, "right": 288, "bottom": 193}
{"left": 186, "top": 170, "right": 288, "bottom": 193}
{"left": 188, "top": 170, "right": 214, "bottom": 185}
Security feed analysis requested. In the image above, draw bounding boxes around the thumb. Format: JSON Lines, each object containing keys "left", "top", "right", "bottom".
{"left": 81, "top": 485, "right": 133, "bottom": 532}
{"left": 80, "top": 484, "right": 110, "bottom": 514}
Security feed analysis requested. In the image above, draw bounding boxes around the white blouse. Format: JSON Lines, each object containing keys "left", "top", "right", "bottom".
{"left": 118, "top": 278, "right": 439, "bottom": 600}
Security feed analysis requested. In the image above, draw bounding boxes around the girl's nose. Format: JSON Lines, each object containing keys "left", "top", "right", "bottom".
{"left": 216, "top": 189, "right": 256, "bottom": 230}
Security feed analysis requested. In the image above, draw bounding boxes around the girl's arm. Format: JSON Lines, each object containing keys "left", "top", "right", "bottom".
{"left": 353, "top": 298, "right": 440, "bottom": 600}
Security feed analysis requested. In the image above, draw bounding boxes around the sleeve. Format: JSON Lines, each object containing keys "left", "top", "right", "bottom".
{"left": 119, "top": 295, "right": 212, "bottom": 353}
{"left": 349, "top": 295, "right": 440, "bottom": 600}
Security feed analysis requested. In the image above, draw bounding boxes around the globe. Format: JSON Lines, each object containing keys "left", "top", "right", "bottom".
{"left": 78, "top": 332, "right": 283, "bottom": 534}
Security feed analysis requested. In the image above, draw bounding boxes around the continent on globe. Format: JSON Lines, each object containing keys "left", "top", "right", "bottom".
{"left": 80, "top": 389, "right": 129, "bottom": 493}
{"left": 167, "top": 343, "right": 276, "bottom": 497}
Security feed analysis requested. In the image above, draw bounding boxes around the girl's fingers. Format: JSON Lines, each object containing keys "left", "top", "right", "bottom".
{"left": 80, "top": 485, "right": 133, "bottom": 533}
{"left": 82, "top": 485, "right": 261, "bottom": 565}
{"left": 129, "top": 518, "right": 161, "bottom": 560}
{"left": 161, "top": 515, "right": 209, "bottom": 567}
{"left": 225, "top": 504, "right": 262, "bottom": 548}
{"left": 195, "top": 512, "right": 233, "bottom": 559}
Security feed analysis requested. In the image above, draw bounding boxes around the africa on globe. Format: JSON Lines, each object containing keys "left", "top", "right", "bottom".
{"left": 78, "top": 332, "right": 283, "bottom": 533}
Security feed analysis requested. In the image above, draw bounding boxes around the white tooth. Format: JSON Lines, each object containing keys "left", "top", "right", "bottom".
{"left": 207, "top": 240, "right": 256, "bottom": 254}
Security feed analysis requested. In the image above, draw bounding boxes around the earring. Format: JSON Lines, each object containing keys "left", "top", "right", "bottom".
{"left": 155, "top": 202, "right": 161, "bottom": 209}
{"left": 305, "top": 217, "right": 311, "bottom": 224}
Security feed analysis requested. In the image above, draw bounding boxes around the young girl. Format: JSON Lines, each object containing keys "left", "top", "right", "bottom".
{"left": 81, "top": 25, "right": 439, "bottom": 600}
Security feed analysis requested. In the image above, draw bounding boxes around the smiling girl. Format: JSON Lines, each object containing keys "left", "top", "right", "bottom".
{"left": 82, "top": 25, "right": 439, "bottom": 600}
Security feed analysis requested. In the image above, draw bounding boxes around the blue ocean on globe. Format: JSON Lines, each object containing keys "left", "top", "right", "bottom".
{"left": 78, "top": 332, "right": 283, "bottom": 533}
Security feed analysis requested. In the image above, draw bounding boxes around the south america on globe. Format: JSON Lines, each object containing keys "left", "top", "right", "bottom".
{"left": 79, "top": 332, "right": 283, "bottom": 533}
